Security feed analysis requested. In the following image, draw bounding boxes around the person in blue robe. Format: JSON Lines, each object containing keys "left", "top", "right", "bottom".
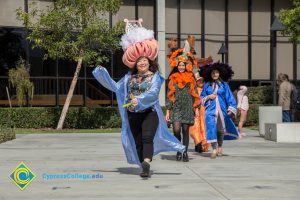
{"left": 93, "top": 59, "right": 185, "bottom": 177}
{"left": 200, "top": 62, "right": 239, "bottom": 159}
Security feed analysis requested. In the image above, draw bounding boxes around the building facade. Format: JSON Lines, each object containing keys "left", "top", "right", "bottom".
{"left": 0, "top": 0, "right": 299, "bottom": 107}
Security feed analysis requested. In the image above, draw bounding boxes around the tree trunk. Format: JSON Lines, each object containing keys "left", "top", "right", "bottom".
{"left": 56, "top": 57, "right": 83, "bottom": 130}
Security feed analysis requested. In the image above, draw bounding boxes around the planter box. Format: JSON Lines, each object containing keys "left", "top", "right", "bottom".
{"left": 265, "top": 123, "right": 300, "bottom": 143}
{"left": 259, "top": 106, "right": 282, "bottom": 136}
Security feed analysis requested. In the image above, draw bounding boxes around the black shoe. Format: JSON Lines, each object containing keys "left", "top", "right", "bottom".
{"left": 140, "top": 161, "right": 150, "bottom": 178}
{"left": 182, "top": 151, "right": 189, "bottom": 162}
{"left": 195, "top": 143, "right": 203, "bottom": 153}
{"left": 176, "top": 151, "right": 182, "bottom": 161}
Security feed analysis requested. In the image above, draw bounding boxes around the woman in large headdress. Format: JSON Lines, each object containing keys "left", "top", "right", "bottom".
{"left": 200, "top": 62, "right": 239, "bottom": 159}
{"left": 93, "top": 19, "right": 184, "bottom": 178}
{"left": 165, "top": 38, "right": 200, "bottom": 162}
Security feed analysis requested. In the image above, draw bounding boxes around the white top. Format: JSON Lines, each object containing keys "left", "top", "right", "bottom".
{"left": 237, "top": 86, "right": 249, "bottom": 111}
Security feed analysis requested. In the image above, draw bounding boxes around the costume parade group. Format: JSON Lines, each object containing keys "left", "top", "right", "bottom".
{"left": 93, "top": 19, "right": 240, "bottom": 178}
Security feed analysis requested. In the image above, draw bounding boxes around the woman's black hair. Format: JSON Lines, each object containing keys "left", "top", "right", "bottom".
{"left": 235, "top": 82, "right": 243, "bottom": 91}
{"left": 131, "top": 56, "right": 160, "bottom": 75}
{"left": 199, "top": 62, "right": 234, "bottom": 83}
{"left": 167, "top": 61, "right": 186, "bottom": 79}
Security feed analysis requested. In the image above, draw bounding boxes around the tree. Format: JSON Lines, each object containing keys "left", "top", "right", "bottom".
{"left": 16, "top": 0, "right": 124, "bottom": 129}
{"left": 278, "top": 0, "right": 300, "bottom": 42}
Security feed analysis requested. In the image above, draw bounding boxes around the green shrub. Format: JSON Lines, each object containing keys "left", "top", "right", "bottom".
{"left": 234, "top": 85, "right": 273, "bottom": 105}
{"left": 0, "top": 107, "right": 121, "bottom": 129}
{"left": 0, "top": 126, "right": 16, "bottom": 144}
{"left": 247, "top": 86, "right": 272, "bottom": 104}
{"left": 233, "top": 86, "right": 272, "bottom": 128}
{"left": 0, "top": 93, "right": 298, "bottom": 130}
{"left": 104, "top": 113, "right": 122, "bottom": 128}
{"left": 0, "top": 107, "right": 58, "bottom": 128}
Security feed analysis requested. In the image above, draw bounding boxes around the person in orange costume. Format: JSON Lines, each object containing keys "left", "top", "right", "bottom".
{"left": 189, "top": 76, "right": 210, "bottom": 153}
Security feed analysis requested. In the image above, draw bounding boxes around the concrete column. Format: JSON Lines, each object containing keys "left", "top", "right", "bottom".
{"left": 157, "top": 0, "right": 166, "bottom": 106}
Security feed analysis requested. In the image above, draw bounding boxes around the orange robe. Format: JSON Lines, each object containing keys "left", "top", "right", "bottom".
{"left": 189, "top": 87, "right": 209, "bottom": 152}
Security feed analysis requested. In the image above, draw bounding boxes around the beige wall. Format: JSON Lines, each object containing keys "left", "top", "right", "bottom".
{"left": 275, "top": 0, "right": 293, "bottom": 80}
{"left": 1, "top": 0, "right": 296, "bottom": 81}
{"left": 164, "top": 0, "right": 295, "bottom": 81}
{"left": 165, "top": 0, "right": 202, "bottom": 77}
{"left": 165, "top": 0, "right": 178, "bottom": 76}
{"left": 139, "top": 3, "right": 154, "bottom": 30}
{"left": 228, "top": 36, "right": 248, "bottom": 80}
{"left": 277, "top": 38, "right": 293, "bottom": 80}
{"left": 0, "top": 0, "right": 24, "bottom": 27}
{"left": 181, "top": 0, "right": 201, "bottom": 35}
{"left": 0, "top": 0, "right": 56, "bottom": 27}
{"left": 29, "top": 0, "right": 53, "bottom": 11}
{"left": 180, "top": 0, "right": 201, "bottom": 52}
{"left": 166, "top": 0, "right": 177, "bottom": 34}
{"left": 228, "top": 0, "right": 248, "bottom": 79}
{"left": 252, "top": 0, "right": 271, "bottom": 79}
{"left": 205, "top": 0, "right": 225, "bottom": 61}
{"left": 252, "top": 36, "right": 270, "bottom": 79}
{"left": 252, "top": 0, "right": 271, "bottom": 35}
{"left": 112, "top": 0, "right": 135, "bottom": 25}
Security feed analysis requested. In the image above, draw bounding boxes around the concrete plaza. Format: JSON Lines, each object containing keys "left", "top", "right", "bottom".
{"left": 0, "top": 129, "right": 299, "bottom": 200}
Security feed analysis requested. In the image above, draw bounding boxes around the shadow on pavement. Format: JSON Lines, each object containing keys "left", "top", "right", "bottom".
{"left": 91, "top": 167, "right": 139, "bottom": 175}
{"left": 159, "top": 154, "right": 194, "bottom": 161}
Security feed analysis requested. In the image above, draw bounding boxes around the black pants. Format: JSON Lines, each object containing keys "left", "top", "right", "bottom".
{"left": 127, "top": 110, "right": 159, "bottom": 163}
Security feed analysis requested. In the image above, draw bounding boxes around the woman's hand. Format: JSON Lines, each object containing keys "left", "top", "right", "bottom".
{"left": 165, "top": 110, "right": 170, "bottom": 122}
{"left": 237, "top": 108, "right": 241, "bottom": 116}
{"left": 208, "top": 94, "right": 217, "bottom": 100}
{"left": 227, "top": 110, "right": 232, "bottom": 116}
{"left": 131, "top": 97, "right": 138, "bottom": 107}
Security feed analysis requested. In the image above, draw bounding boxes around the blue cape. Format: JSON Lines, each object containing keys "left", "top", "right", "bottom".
{"left": 93, "top": 66, "right": 185, "bottom": 166}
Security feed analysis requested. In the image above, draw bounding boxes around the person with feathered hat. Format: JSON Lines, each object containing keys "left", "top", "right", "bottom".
{"left": 93, "top": 19, "right": 185, "bottom": 178}
{"left": 165, "top": 39, "right": 200, "bottom": 162}
{"left": 200, "top": 62, "right": 239, "bottom": 159}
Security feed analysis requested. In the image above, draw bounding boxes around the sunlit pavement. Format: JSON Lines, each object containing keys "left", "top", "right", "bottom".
{"left": 0, "top": 129, "right": 299, "bottom": 200}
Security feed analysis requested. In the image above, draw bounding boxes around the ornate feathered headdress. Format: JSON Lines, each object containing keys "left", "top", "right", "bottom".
{"left": 120, "top": 18, "right": 158, "bottom": 68}
{"left": 168, "top": 39, "right": 196, "bottom": 72}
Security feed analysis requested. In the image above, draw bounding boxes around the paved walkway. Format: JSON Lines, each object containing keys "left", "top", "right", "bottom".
{"left": 0, "top": 129, "right": 299, "bottom": 200}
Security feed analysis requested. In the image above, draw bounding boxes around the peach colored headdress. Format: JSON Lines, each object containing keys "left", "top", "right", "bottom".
{"left": 120, "top": 18, "right": 158, "bottom": 68}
